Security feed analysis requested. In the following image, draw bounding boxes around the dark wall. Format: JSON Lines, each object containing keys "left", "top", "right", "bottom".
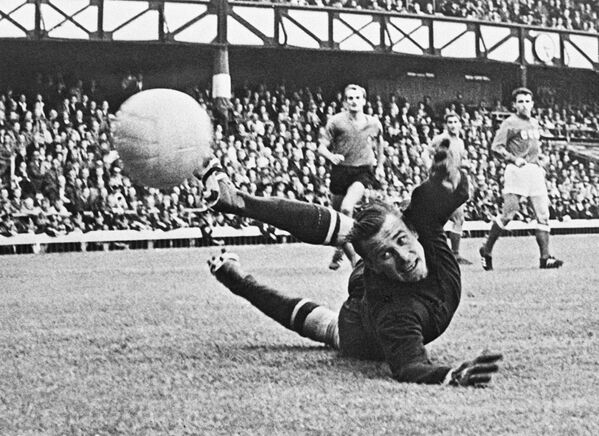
{"left": 1, "top": 39, "right": 596, "bottom": 109}
{"left": 0, "top": 40, "right": 215, "bottom": 107}
{"left": 227, "top": 47, "right": 520, "bottom": 105}
{"left": 528, "top": 66, "right": 599, "bottom": 107}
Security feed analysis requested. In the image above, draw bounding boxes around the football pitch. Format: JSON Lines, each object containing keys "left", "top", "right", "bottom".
{"left": 1, "top": 235, "right": 598, "bottom": 435}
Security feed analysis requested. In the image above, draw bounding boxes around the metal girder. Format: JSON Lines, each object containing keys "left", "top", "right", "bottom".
{"left": 0, "top": 0, "right": 597, "bottom": 71}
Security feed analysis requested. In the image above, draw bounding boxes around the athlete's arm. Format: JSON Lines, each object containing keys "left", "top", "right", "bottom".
{"left": 375, "top": 129, "right": 386, "bottom": 178}
{"left": 457, "top": 139, "right": 471, "bottom": 169}
{"left": 404, "top": 166, "right": 469, "bottom": 233}
{"left": 318, "top": 126, "right": 345, "bottom": 165}
{"left": 421, "top": 145, "right": 435, "bottom": 169}
{"left": 377, "top": 308, "right": 453, "bottom": 384}
{"left": 377, "top": 309, "right": 502, "bottom": 386}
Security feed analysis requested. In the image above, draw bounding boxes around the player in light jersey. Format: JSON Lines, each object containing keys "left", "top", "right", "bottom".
{"left": 318, "top": 84, "right": 385, "bottom": 270}
{"left": 427, "top": 113, "right": 472, "bottom": 265}
{"left": 479, "top": 87, "right": 563, "bottom": 270}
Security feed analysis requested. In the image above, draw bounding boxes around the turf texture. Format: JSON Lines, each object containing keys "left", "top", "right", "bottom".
{"left": 1, "top": 235, "right": 598, "bottom": 435}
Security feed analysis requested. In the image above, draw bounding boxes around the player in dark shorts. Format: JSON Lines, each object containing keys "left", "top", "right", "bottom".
{"left": 329, "top": 165, "right": 381, "bottom": 198}
{"left": 199, "top": 147, "right": 502, "bottom": 386}
{"left": 318, "top": 84, "right": 385, "bottom": 270}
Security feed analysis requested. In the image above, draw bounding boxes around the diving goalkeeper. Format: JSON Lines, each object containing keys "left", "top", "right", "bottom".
{"left": 200, "top": 143, "right": 502, "bottom": 386}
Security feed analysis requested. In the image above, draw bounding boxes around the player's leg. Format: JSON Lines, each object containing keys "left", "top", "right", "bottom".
{"left": 530, "top": 194, "right": 563, "bottom": 269}
{"left": 328, "top": 193, "right": 347, "bottom": 270}
{"left": 447, "top": 205, "right": 471, "bottom": 265}
{"left": 334, "top": 165, "right": 380, "bottom": 269}
{"left": 337, "top": 181, "right": 365, "bottom": 267}
{"left": 331, "top": 194, "right": 344, "bottom": 212}
{"left": 201, "top": 163, "right": 353, "bottom": 247}
{"left": 208, "top": 251, "right": 339, "bottom": 348}
{"left": 479, "top": 193, "right": 519, "bottom": 270}
{"left": 480, "top": 164, "right": 522, "bottom": 270}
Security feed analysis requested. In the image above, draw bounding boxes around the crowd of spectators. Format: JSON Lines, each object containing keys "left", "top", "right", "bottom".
{"left": 1, "top": 74, "right": 599, "bottom": 242}
{"left": 266, "top": 0, "right": 599, "bottom": 33}
{"left": 439, "top": 0, "right": 599, "bottom": 32}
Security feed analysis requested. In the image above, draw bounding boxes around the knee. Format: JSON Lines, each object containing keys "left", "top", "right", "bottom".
{"left": 498, "top": 211, "right": 514, "bottom": 226}
{"left": 534, "top": 205, "right": 550, "bottom": 226}
{"left": 340, "top": 197, "right": 357, "bottom": 217}
{"left": 305, "top": 307, "right": 340, "bottom": 348}
{"left": 501, "top": 204, "right": 518, "bottom": 222}
{"left": 340, "top": 207, "right": 353, "bottom": 217}
{"left": 296, "top": 303, "right": 340, "bottom": 349}
{"left": 536, "top": 211, "right": 549, "bottom": 226}
{"left": 449, "top": 220, "right": 463, "bottom": 233}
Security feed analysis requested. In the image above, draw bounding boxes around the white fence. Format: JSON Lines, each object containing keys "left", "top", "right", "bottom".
{"left": 1, "top": 219, "right": 598, "bottom": 255}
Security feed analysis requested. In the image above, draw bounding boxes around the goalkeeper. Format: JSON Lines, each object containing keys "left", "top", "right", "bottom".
{"left": 201, "top": 142, "right": 502, "bottom": 386}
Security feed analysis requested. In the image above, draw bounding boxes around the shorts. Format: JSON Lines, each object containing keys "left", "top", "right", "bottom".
{"left": 447, "top": 204, "right": 465, "bottom": 233}
{"left": 503, "top": 163, "right": 548, "bottom": 197}
{"left": 330, "top": 165, "right": 381, "bottom": 196}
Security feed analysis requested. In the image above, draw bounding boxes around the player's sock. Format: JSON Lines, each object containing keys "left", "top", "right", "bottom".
{"left": 535, "top": 227, "right": 550, "bottom": 259}
{"left": 224, "top": 274, "right": 339, "bottom": 348}
{"left": 243, "top": 196, "right": 352, "bottom": 245}
{"left": 202, "top": 165, "right": 353, "bottom": 245}
{"left": 290, "top": 299, "right": 339, "bottom": 348}
{"left": 483, "top": 219, "right": 504, "bottom": 253}
{"left": 447, "top": 231, "right": 461, "bottom": 255}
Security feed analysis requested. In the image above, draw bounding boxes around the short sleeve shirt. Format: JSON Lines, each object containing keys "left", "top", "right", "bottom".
{"left": 492, "top": 114, "right": 541, "bottom": 163}
{"left": 322, "top": 112, "right": 382, "bottom": 167}
{"left": 430, "top": 133, "right": 466, "bottom": 165}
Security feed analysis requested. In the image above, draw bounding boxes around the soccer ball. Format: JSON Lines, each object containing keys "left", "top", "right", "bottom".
{"left": 113, "top": 88, "right": 214, "bottom": 189}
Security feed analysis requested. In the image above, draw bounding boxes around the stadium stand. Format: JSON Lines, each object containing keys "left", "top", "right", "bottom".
{"left": 254, "top": 0, "right": 599, "bottom": 33}
{"left": 438, "top": 0, "right": 598, "bottom": 32}
{"left": 1, "top": 74, "right": 598, "bottom": 251}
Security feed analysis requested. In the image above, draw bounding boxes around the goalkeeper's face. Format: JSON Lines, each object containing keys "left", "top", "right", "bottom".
{"left": 359, "top": 213, "right": 428, "bottom": 283}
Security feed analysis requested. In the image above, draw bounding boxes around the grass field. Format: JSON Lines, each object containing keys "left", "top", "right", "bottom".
{"left": 1, "top": 235, "right": 598, "bottom": 435}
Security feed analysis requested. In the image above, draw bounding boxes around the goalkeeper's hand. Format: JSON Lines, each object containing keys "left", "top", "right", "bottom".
{"left": 430, "top": 148, "right": 461, "bottom": 192}
{"left": 207, "top": 248, "right": 246, "bottom": 288}
{"left": 445, "top": 352, "right": 503, "bottom": 387}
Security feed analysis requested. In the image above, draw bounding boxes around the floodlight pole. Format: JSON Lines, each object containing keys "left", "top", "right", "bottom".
{"left": 213, "top": 0, "right": 232, "bottom": 132}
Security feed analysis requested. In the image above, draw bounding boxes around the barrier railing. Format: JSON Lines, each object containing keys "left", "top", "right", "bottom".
{"left": 1, "top": 219, "right": 598, "bottom": 255}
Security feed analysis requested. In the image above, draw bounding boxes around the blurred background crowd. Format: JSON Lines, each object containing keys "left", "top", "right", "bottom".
{"left": 267, "top": 0, "right": 599, "bottom": 33}
{"left": 1, "top": 73, "right": 598, "bottom": 239}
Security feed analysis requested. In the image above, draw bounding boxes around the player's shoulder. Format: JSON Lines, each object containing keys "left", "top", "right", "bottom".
{"left": 324, "top": 111, "right": 347, "bottom": 131}
{"left": 364, "top": 113, "right": 383, "bottom": 127}
{"left": 431, "top": 133, "right": 448, "bottom": 143}
{"left": 329, "top": 111, "right": 349, "bottom": 123}
{"left": 502, "top": 113, "right": 520, "bottom": 124}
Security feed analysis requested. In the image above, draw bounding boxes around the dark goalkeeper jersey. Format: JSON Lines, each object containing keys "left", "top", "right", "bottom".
{"left": 347, "top": 172, "right": 469, "bottom": 384}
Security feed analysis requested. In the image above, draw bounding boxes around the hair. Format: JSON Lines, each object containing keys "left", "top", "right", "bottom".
{"left": 348, "top": 199, "right": 406, "bottom": 259}
{"left": 344, "top": 84, "right": 366, "bottom": 99}
{"left": 444, "top": 112, "right": 460, "bottom": 123}
{"left": 511, "top": 87, "right": 533, "bottom": 100}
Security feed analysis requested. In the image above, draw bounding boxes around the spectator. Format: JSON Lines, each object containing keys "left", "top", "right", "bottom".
{"left": 1, "top": 76, "right": 598, "bottom": 241}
